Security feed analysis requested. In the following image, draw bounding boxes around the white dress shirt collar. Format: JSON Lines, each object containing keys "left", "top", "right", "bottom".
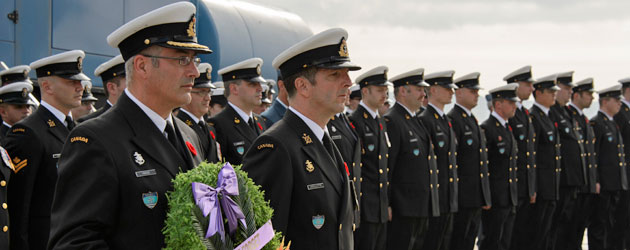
{"left": 491, "top": 111, "right": 508, "bottom": 127}
{"left": 455, "top": 103, "right": 472, "bottom": 116}
{"left": 533, "top": 102, "right": 550, "bottom": 116}
{"left": 359, "top": 101, "right": 378, "bottom": 119}
{"left": 180, "top": 108, "right": 201, "bottom": 124}
{"left": 125, "top": 89, "right": 171, "bottom": 135}
{"left": 569, "top": 102, "right": 584, "bottom": 116}
{"left": 397, "top": 101, "right": 416, "bottom": 116}
{"left": 289, "top": 107, "right": 327, "bottom": 143}
{"left": 41, "top": 100, "right": 71, "bottom": 125}
{"left": 599, "top": 109, "right": 614, "bottom": 121}
{"left": 228, "top": 102, "right": 252, "bottom": 123}
{"left": 428, "top": 102, "right": 445, "bottom": 117}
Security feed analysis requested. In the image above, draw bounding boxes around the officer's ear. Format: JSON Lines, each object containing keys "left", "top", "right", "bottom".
{"left": 133, "top": 55, "right": 150, "bottom": 80}
{"left": 294, "top": 76, "right": 311, "bottom": 98}
{"left": 38, "top": 76, "right": 54, "bottom": 96}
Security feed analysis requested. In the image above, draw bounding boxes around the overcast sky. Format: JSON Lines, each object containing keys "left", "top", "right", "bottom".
{"left": 246, "top": 0, "right": 630, "bottom": 117}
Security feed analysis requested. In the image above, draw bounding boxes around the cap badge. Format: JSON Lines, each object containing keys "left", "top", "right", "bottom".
{"left": 206, "top": 69, "right": 211, "bottom": 80}
{"left": 77, "top": 57, "right": 83, "bottom": 71}
{"left": 383, "top": 69, "right": 388, "bottom": 79}
{"left": 22, "top": 88, "right": 28, "bottom": 98}
{"left": 134, "top": 152, "right": 145, "bottom": 165}
{"left": 256, "top": 65, "right": 261, "bottom": 75}
{"left": 305, "top": 160, "right": 314, "bottom": 172}
{"left": 302, "top": 133, "right": 312, "bottom": 144}
{"left": 186, "top": 15, "right": 196, "bottom": 37}
{"left": 23, "top": 70, "right": 28, "bottom": 78}
{"left": 338, "top": 38, "right": 349, "bottom": 57}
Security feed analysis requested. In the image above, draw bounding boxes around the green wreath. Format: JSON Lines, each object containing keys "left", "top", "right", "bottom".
{"left": 163, "top": 162, "right": 283, "bottom": 250}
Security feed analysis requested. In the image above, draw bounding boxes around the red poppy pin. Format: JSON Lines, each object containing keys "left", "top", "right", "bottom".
{"left": 344, "top": 162, "right": 350, "bottom": 177}
{"left": 349, "top": 122, "right": 356, "bottom": 129}
{"left": 508, "top": 125, "right": 513, "bottom": 132}
{"left": 525, "top": 109, "right": 529, "bottom": 115}
{"left": 585, "top": 117, "right": 589, "bottom": 123}
{"left": 209, "top": 131, "right": 216, "bottom": 140}
{"left": 185, "top": 141, "right": 197, "bottom": 156}
{"left": 498, "top": 135, "right": 503, "bottom": 141}
{"left": 554, "top": 122, "right": 558, "bottom": 128}
{"left": 379, "top": 123, "right": 383, "bottom": 131}
{"left": 448, "top": 122, "right": 452, "bottom": 128}
{"left": 257, "top": 122, "right": 263, "bottom": 131}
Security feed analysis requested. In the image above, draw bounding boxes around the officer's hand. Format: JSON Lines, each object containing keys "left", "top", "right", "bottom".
{"left": 482, "top": 205, "right": 491, "bottom": 210}
{"left": 596, "top": 183, "right": 601, "bottom": 194}
{"left": 530, "top": 193, "right": 537, "bottom": 204}
{"left": 388, "top": 206, "right": 392, "bottom": 221}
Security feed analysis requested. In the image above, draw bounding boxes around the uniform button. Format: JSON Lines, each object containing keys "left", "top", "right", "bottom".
{"left": 534, "top": 152, "right": 537, "bottom": 155}
{"left": 2, "top": 226, "right": 6, "bottom": 232}
{"left": 479, "top": 149, "right": 482, "bottom": 153}
{"left": 387, "top": 168, "right": 390, "bottom": 172}
{"left": 353, "top": 162, "right": 356, "bottom": 167}
{"left": 555, "top": 156, "right": 559, "bottom": 160}
{"left": 386, "top": 154, "right": 389, "bottom": 158}
{"left": 449, "top": 165, "right": 453, "bottom": 169}
{"left": 428, "top": 155, "right": 432, "bottom": 160}
{"left": 360, "top": 177, "right": 363, "bottom": 182}
{"left": 360, "top": 192, "right": 363, "bottom": 197}
{"left": 387, "top": 181, "right": 390, "bottom": 186}
{"left": 448, "top": 152, "right": 452, "bottom": 156}
{"left": 455, "top": 152, "right": 458, "bottom": 156}
{"left": 380, "top": 183, "right": 383, "bottom": 188}
{"left": 509, "top": 168, "right": 513, "bottom": 171}
{"left": 437, "top": 170, "right": 440, "bottom": 174}
{"left": 360, "top": 163, "right": 363, "bottom": 167}
{"left": 515, "top": 167, "right": 518, "bottom": 171}
{"left": 509, "top": 179, "right": 513, "bottom": 183}
{"left": 379, "top": 155, "right": 382, "bottom": 160}
{"left": 510, "top": 157, "right": 513, "bottom": 160}
{"left": 379, "top": 169, "right": 383, "bottom": 174}
{"left": 621, "top": 162, "right": 624, "bottom": 167}
{"left": 430, "top": 184, "right": 433, "bottom": 189}
{"left": 339, "top": 224, "right": 342, "bottom": 230}
{"left": 353, "top": 177, "right": 357, "bottom": 182}
{"left": 449, "top": 178, "right": 453, "bottom": 183}
{"left": 480, "top": 173, "right": 484, "bottom": 178}
{"left": 516, "top": 178, "right": 519, "bottom": 182}
{"left": 457, "top": 178, "right": 460, "bottom": 182}
{"left": 1, "top": 203, "right": 5, "bottom": 209}
{"left": 589, "top": 164, "right": 592, "bottom": 168}
{"left": 430, "top": 170, "right": 433, "bottom": 174}
{"left": 353, "top": 223, "right": 356, "bottom": 231}
{"left": 527, "top": 152, "right": 530, "bottom": 156}
{"left": 488, "top": 173, "right": 490, "bottom": 177}
{"left": 0, "top": 180, "right": 5, "bottom": 187}
{"left": 437, "top": 184, "right": 440, "bottom": 188}
{"left": 480, "top": 161, "right": 483, "bottom": 165}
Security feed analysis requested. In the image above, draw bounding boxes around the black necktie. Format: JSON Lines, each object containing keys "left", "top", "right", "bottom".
{"left": 248, "top": 117, "right": 258, "bottom": 135}
{"left": 65, "top": 116, "right": 75, "bottom": 130}
{"left": 198, "top": 121, "right": 209, "bottom": 138}
{"left": 166, "top": 120, "right": 185, "bottom": 159}
{"left": 323, "top": 132, "right": 344, "bottom": 180}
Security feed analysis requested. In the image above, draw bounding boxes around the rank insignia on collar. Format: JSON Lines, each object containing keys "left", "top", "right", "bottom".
{"left": 306, "top": 160, "right": 314, "bottom": 172}
{"left": 234, "top": 117, "right": 241, "bottom": 124}
{"left": 134, "top": 152, "right": 145, "bottom": 166}
{"left": 47, "top": 119, "right": 56, "bottom": 127}
{"left": 302, "top": 133, "right": 313, "bottom": 144}
{"left": 462, "top": 113, "right": 467, "bottom": 118}
{"left": 434, "top": 113, "right": 439, "bottom": 119}
{"left": 405, "top": 114, "right": 410, "bottom": 120}
{"left": 496, "top": 122, "right": 500, "bottom": 127}
{"left": 185, "top": 120, "right": 193, "bottom": 126}
{"left": 363, "top": 112, "right": 368, "bottom": 119}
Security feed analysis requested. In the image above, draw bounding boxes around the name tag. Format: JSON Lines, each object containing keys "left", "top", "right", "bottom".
{"left": 365, "top": 132, "right": 374, "bottom": 137}
{"left": 233, "top": 141, "right": 245, "bottom": 146}
{"left": 464, "top": 131, "right": 473, "bottom": 135}
{"left": 135, "top": 169, "right": 157, "bottom": 178}
{"left": 307, "top": 183, "right": 325, "bottom": 190}
{"left": 516, "top": 124, "right": 524, "bottom": 128}
{"left": 331, "top": 135, "right": 343, "bottom": 140}
{"left": 409, "top": 138, "right": 418, "bottom": 143}
{"left": 52, "top": 154, "right": 61, "bottom": 159}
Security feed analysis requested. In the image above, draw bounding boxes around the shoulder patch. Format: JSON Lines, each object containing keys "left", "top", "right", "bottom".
{"left": 12, "top": 128, "right": 25, "bottom": 133}
{"left": 70, "top": 136, "right": 89, "bottom": 143}
{"left": 257, "top": 143, "right": 274, "bottom": 150}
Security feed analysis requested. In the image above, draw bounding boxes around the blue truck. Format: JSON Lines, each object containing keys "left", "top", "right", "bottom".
{"left": 0, "top": 0, "right": 312, "bottom": 100}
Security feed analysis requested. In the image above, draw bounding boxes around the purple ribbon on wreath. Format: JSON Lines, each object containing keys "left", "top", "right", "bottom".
{"left": 191, "top": 163, "right": 247, "bottom": 241}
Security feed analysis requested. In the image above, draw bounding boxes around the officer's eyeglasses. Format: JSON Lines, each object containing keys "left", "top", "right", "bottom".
{"left": 140, "top": 54, "right": 201, "bottom": 66}
{"left": 191, "top": 90, "right": 212, "bottom": 97}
